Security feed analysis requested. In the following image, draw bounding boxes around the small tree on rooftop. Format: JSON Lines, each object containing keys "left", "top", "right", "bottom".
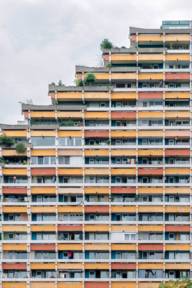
{"left": 100, "top": 38, "right": 113, "bottom": 50}
{"left": 84, "top": 73, "right": 96, "bottom": 85}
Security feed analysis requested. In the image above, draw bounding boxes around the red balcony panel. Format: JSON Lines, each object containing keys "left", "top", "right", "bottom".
{"left": 31, "top": 244, "right": 56, "bottom": 251}
{"left": 138, "top": 244, "right": 163, "bottom": 251}
{"left": 85, "top": 206, "right": 109, "bottom": 213}
{"left": 58, "top": 225, "right": 83, "bottom": 232}
{"left": 165, "top": 72, "right": 190, "bottom": 80}
{"left": 3, "top": 187, "right": 27, "bottom": 195}
{"left": 31, "top": 168, "right": 56, "bottom": 176}
{"left": 85, "top": 282, "right": 109, "bottom": 288}
{"left": 111, "top": 263, "right": 136, "bottom": 270}
{"left": 111, "top": 187, "right": 136, "bottom": 194}
{"left": 138, "top": 92, "right": 163, "bottom": 100}
{"left": 138, "top": 168, "right": 163, "bottom": 176}
{"left": 2, "top": 263, "right": 26, "bottom": 270}
{"left": 165, "top": 149, "right": 190, "bottom": 157}
{"left": 165, "top": 225, "right": 190, "bottom": 232}
{"left": 84, "top": 130, "right": 109, "bottom": 138}
{"left": 111, "top": 111, "right": 136, "bottom": 120}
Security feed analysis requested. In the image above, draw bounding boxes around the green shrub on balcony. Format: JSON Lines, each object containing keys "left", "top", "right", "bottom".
{"left": 15, "top": 142, "right": 27, "bottom": 154}
{"left": 159, "top": 280, "right": 192, "bottom": 288}
{"left": 0, "top": 135, "right": 14, "bottom": 147}
{"left": 84, "top": 73, "right": 96, "bottom": 85}
{"left": 76, "top": 79, "right": 84, "bottom": 87}
{"left": 100, "top": 38, "right": 113, "bottom": 50}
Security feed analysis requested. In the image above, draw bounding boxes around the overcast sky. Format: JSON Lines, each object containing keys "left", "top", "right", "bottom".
{"left": 1, "top": 0, "right": 192, "bottom": 123}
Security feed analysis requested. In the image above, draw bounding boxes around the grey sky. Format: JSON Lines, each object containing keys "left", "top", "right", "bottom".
{"left": 1, "top": 0, "right": 192, "bottom": 123}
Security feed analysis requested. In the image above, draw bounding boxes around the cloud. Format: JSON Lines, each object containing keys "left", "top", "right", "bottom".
{"left": 0, "top": 0, "right": 191, "bottom": 123}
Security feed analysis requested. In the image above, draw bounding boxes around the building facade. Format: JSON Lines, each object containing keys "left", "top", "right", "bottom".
{"left": 1, "top": 20, "right": 192, "bottom": 288}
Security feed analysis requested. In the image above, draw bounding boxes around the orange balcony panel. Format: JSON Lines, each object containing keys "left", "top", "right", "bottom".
{"left": 85, "top": 206, "right": 109, "bottom": 213}
{"left": 111, "top": 168, "right": 136, "bottom": 175}
{"left": 58, "top": 225, "right": 82, "bottom": 232}
{"left": 138, "top": 34, "right": 163, "bottom": 42}
{"left": 165, "top": 225, "right": 190, "bottom": 232}
{"left": 111, "top": 263, "right": 136, "bottom": 270}
{"left": 111, "top": 187, "right": 136, "bottom": 194}
{"left": 111, "top": 225, "right": 136, "bottom": 232}
{"left": 165, "top": 34, "right": 190, "bottom": 42}
{"left": 31, "top": 149, "right": 56, "bottom": 156}
{"left": 58, "top": 206, "right": 83, "bottom": 213}
{"left": 85, "top": 168, "right": 109, "bottom": 175}
{"left": 111, "top": 54, "right": 137, "bottom": 62}
{"left": 138, "top": 206, "right": 163, "bottom": 213}
{"left": 4, "top": 130, "right": 27, "bottom": 137}
{"left": 138, "top": 54, "right": 163, "bottom": 61}
{"left": 111, "top": 244, "right": 136, "bottom": 251}
{"left": 138, "top": 73, "right": 163, "bottom": 80}
{"left": 84, "top": 225, "right": 109, "bottom": 232}
{"left": 85, "top": 243, "right": 109, "bottom": 251}
{"left": 138, "top": 149, "right": 163, "bottom": 157}
{"left": 85, "top": 112, "right": 109, "bottom": 120}
{"left": 138, "top": 130, "right": 163, "bottom": 137}
{"left": 31, "top": 206, "right": 55, "bottom": 213}
{"left": 138, "top": 111, "right": 163, "bottom": 119}
{"left": 138, "top": 283, "right": 160, "bottom": 288}
{"left": 58, "top": 149, "right": 82, "bottom": 156}
{"left": 57, "top": 111, "right": 83, "bottom": 118}
{"left": 30, "top": 111, "right": 55, "bottom": 118}
{"left": 138, "top": 263, "right": 163, "bottom": 269}
{"left": 31, "top": 186, "right": 56, "bottom": 195}
{"left": 165, "top": 130, "right": 190, "bottom": 137}
{"left": 31, "top": 168, "right": 56, "bottom": 176}
{"left": 2, "top": 225, "right": 27, "bottom": 232}
{"left": 57, "top": 263, "right": 83, "bottom": 270}
{"left": 111, "top": 130, "right": 136, "bottom": 138}
{"left": 165, "top": 54, "right": 190, "bottom": 61}
{"left": 2, "top": 263, "right": 26, "bottom": 270}
{"left": 3, "top": 243, "right": 27, "bottom": 251}
{"left": 58, "top": 283, "right": 83, "bottom": 288}
{"left": 165, "top": 206, "right": 189, "bottom": 213}
{"left": 58, "top": 243, "right": 83, "bottom": 250}
{"left": 165, "top": 72, "right": 190, "bottom": 80}
{"left": 3, "top": 283, "right": 27, "bottom": 288}
{"left": 2, "top": 149, "right": 27, "bottom": 156}
{"left": 31, "top": 225, "right": 55, "bottom": 232}
{"left": 84, "top": 92, "right": 109, "bottom": 100}
{"left": 165, "top": 149, "right": 190, "bottom": 156}
{"left": 58, "top": 130, "right": 82, "bottom": 137}
{"left": 31, "top": 284, "right": 56, "bottom": 288}
{"left": 138, "top": 168, "right": 163, "bottom": 176}
{"left": 138, "top": 244, "right": 163, "bottom": 251}
{"left": 111, "top": 282, "right": 136, "bottom": 288}
{"left": 111, "top": 206, "right": 136, "bottom": 213}
{"left": 165, "top": 168, "right": 190, "bottom": 175}
{"left": 111, "top": 92, "right": 137, "bottom": 100}
{"left": 138, "top": 92, "right": 163, "bottom": 100}
{"left": 165, "top": 111, "right": 190, "bottom": 118}
{"left": 165, "top": 244, "right": 190, "bottom": 251}
{"left": 111, "top": 111, "right": 136, "bottom": 120}
{"left": 138, "top": 187, "right": 163, "bottom": 194}
{"left": 31, "top": 244, "right": 55, "bottom": 251}
{"left": 58, "top": 168, "right": 83, "bottom": 175}
{"left": 3, "top": 187, "right": 27, "bottom": 195}
{"left": 84, "top": 187, "right": 110, "bottom": 194}
{"left": 111, "top": 72, "right": 137, "bottom": 80}
{"left": 2, "top": 168, "right": 27, "bottom": 176}
{"left": 3, "top": 206, "right": 27, "bottom": 213}
{"left": 84, "top": 263, "right": 109, "bottom": 270}
{"left": 165, "top": 187, "right": 190, "bottom": 194}
{"left": 56, "top": 92, "right": 82, "bottom": 100}
{"left": 84, "top": 149, "right": 109, "bottom": 156}
{"left": 31, "top": 130, "right": 56, "bottom": 137}
{"left": 165, "top": 263, "right": 190, "bottom": 270}
{"left": 111, "top": 149, "right": 136, "bottom": 156}
{"left": 30, "top": 263, "right": 56, "bottom": 270}
{"left": 85, "top": 282, "right": 109, "bottom": 288}
{"left": 93, "top": 73, "right": 109, "bottom": 80}
{"left": 138, "top": 225, "right": 163, "bottom": 232}
{"left": 85, "top": 130, "right": 109, "bottom": 138}
{"left": 165, "top": 92, "right": 190, "bottom": 99}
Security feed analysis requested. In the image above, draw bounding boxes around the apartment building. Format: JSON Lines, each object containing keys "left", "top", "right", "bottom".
{"left": 0, "top": 20, "right": 192, "bottom": 288}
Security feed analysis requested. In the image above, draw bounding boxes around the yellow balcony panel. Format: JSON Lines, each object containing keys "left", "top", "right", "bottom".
{"left": 84, "top": 263, "right": 109, "bottom": 270}
{"left": 84, "top": 149, "right": 109, "bottom": 157}
{"left": 84, "top": 92, "right": 109, "bottom": 100}
{"left": 165, "top": 263, "right": 190, "bottom": 270}
{"left": 2, "top": 225, "right": 27, "bottom": 232}
{"left": 58, "top": 130, "right": 82, "bottom": 137}
{"left": 31, "top": 187, "right": 56, "bottom": 194}
{"left": 30, "top": 262, "right": 56, "bottom": 270}
{"left": 58, "top": 187, "right": 83, "bottom": 194}
{"left": 138, "top": 282, "right": 160, "bottom": 288}
{"left": 138, "top": 206, "right": 163, "bottom": 213}
{"left": 165, "top": 244, "right": 190, "bottom": 251}
{"left": 57, "top": 263, "right": 83, "bottom": 270}
{"left": 165, "top": 168, "right": 190, "bottom": 175}
{"left": 138, "top": 54, "right": 164, "bottom": 61}
{"left": 85, "top": 243, "right": 110, "bottom": 250}
{"left": 31, "top": 225, "right": 55, "bottom": 232}
{"left": 138, "top": 225, "right": 163, "bottom": 232}
{"left": 56, "top": 92, "right": 82, "bottom": 100}
{"left": 111, "top": 92, "right": 137, "bottom": 100}
{"left": 111, "top": 72, "right": 137, "bottom": 80}
{"left": 58, "top": 283, "right": 83, "bottom": 288}
{"left": 111, "top": 206, "right": 136, "bottom": 213}
{"left": 165, "top": 206, "right": 190, "bottom": 213}
{"left": 138, "top": 263, "right": 163, "bottom": 269}
{"left": 111, "top": 168, "right": 136, "bottom": 175}
{"left": 31, "top": 130, "right": 56, "bottom": 137}
{"left": 2, "top": 168, "right": 27, "bottom": 176}
{"left": 165, "top": 187, "right": 190, "bottom": 194}
{"left": 58, "top": 206, "right": 83, "bottom": 213}
{"left": 31, "top": 283, "right": 56, "bottom": 288}
{"left": 138, "top": 149, "right": 163, "bottom": 157}
{"left": 111, "top": 130, "right": 136, "bottom": 138}
{"left": 3, "top": 206, "right": 27, "bottom": 213}
{"left": 112, "top": 282, "right": 136, "bottom": 288}
{"left": 84, "top": 224, "right": 109, "bottom": 232}
{"left": 3, "top": 243, "right": 27, "bottom": 251}
{"left": 58, "top": 168, "right": 83, "bottom": 175}
{"left": 3, "top": 283, "right": 27, "bottom": 288}
{"left": 165, "top": 54, "right": 190, "bottom": 61}
{"left": 138, "top": 34, "right": 163, "bottom": 42}
{"left": 94, "top": 72, "right": 109, "bottom": 80}
{"left": 2, "top": 149, "right": 27, "bottom": 156}
{"left": 58, "top": 243, "right": 83, "bottom": 250}
{"left": 111, "top": 244, "right": 136, "bottom": 251}
{"left": 31, "top": 206, "right": 56, "bottom": 213}
{"left": 165, "top": 34, "right": 190, "bottom": 42}
{"left": 138, "top": 187, "right": 163, "bottom": 194}
{"left": 31, "top": 149, "right": 56, "bottom": 156}
{"left": 57, "top": 111, "right": 83, "bottom": 118}
{"left": 138, "top": 73, "right": 163, "bottom": 80}
{"left": 138, "top": 130, "right": 163, "bottom": 137}
{"left": 84, "top": 187, "right": 110, "bottom": 194}
{"left": 165, "top": 111, "right": 190, "bottom": 118}
{"left": 165, "top": 92, "right": 190, "bottom": 99}
{"left": 111, "top": 149, "right": 136, "bottom": 156}
{"left": 111, "top": 54, "right": 137, "bottom": 62}
{"left": 58, "top": 149, "right": 82, "bottom": 156}
{"left": 138, "top": 111, "right": 163, "bottom": 119}
{"left": 4, "top": 130, "right": 27, "bottom": 137}
{"left": 30, "top": 111, "right": 55, "bottom": 118}
{"left": 111, "top": 225, "right": 136, "bottom": 232}
{"left": 84, "top": 111, "right": 109, "bottom": 119}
